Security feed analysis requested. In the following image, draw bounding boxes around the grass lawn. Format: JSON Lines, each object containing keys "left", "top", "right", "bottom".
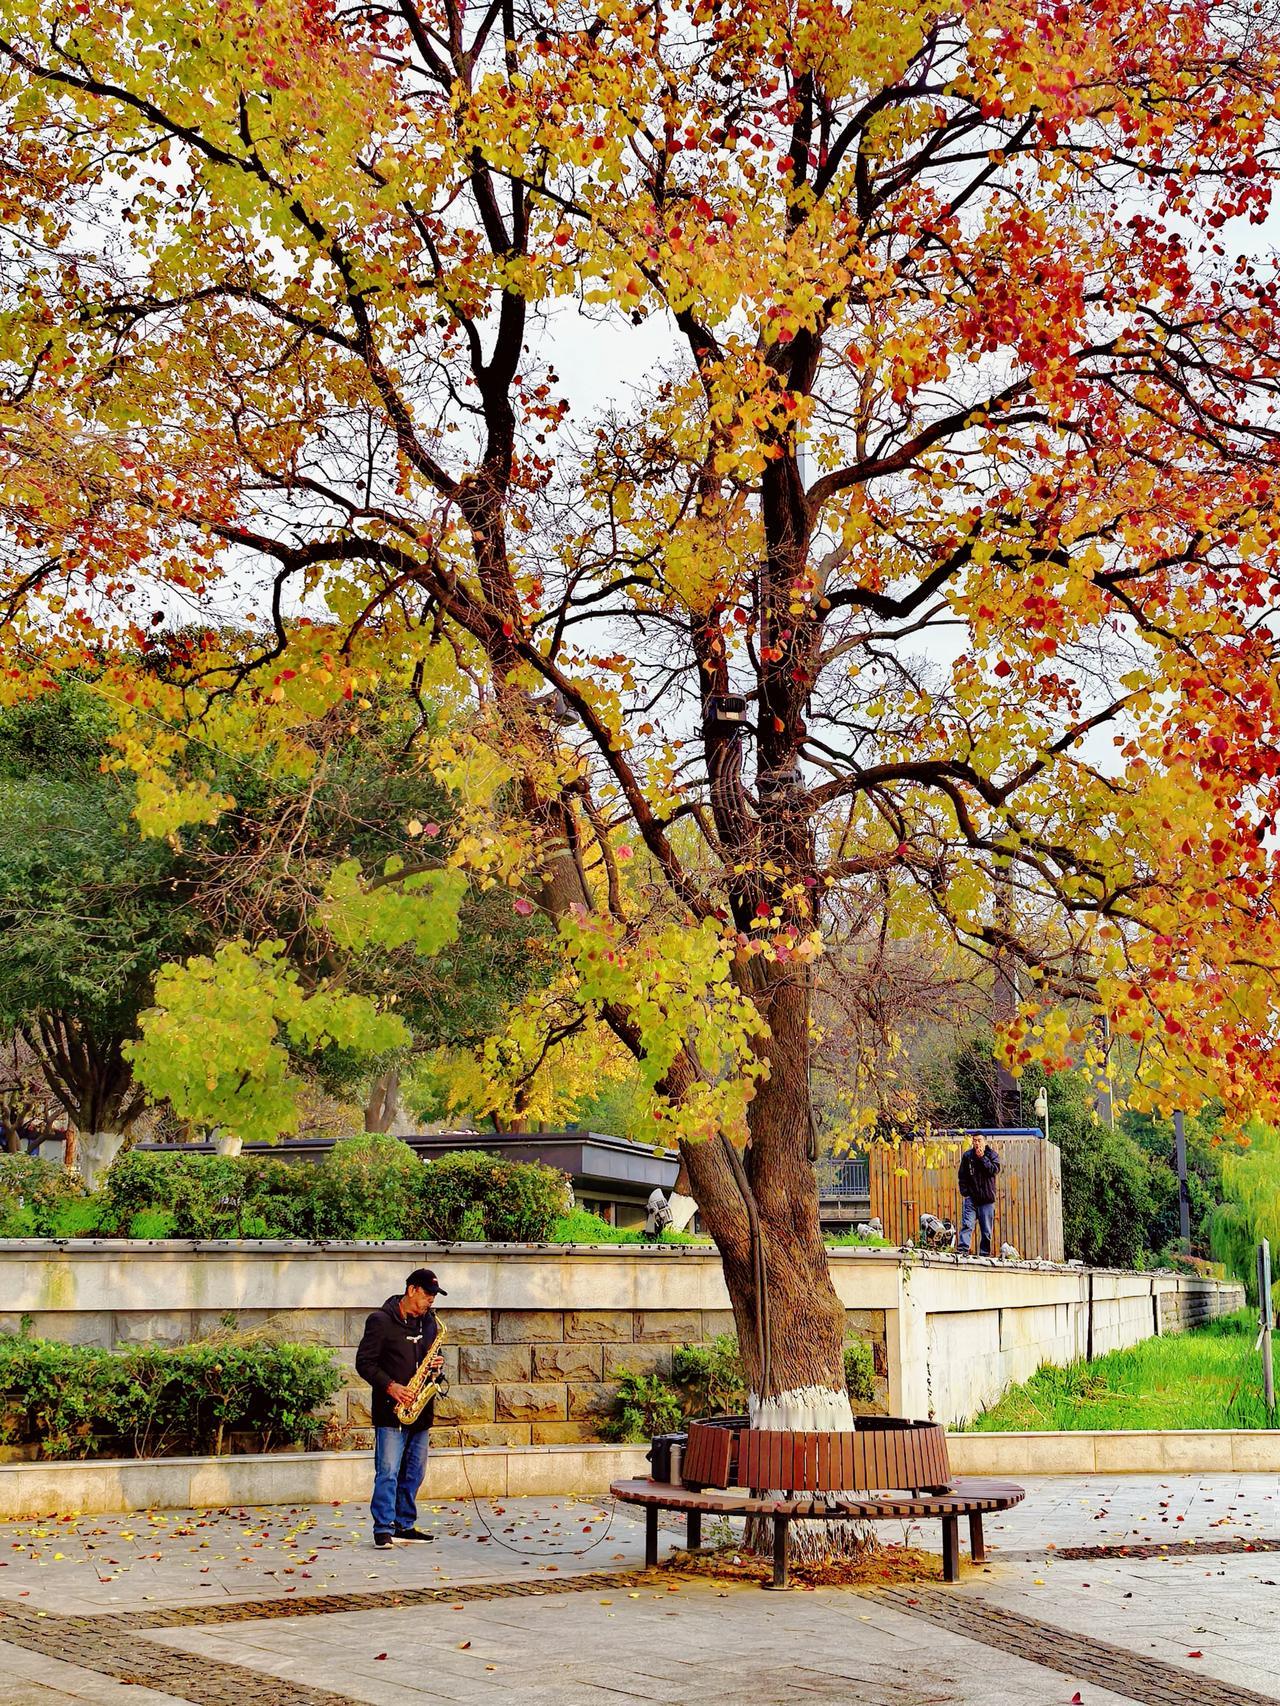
{"left": 966, "top": 1310, "right": 1276, "bottom": 1431}
{"left": 549, "top": 1208, "right": 891, "bottom": 1249}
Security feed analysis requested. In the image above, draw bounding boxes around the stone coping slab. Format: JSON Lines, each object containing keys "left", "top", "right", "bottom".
{"left": 947, "top": 1428, "right": 1280, "bottom": 1475}
{"left": 0, "top": 1235, "right": 1223, "bottom": 1276}
{"left": 0, "top": 1444, "right": 649, "bottom": 1519}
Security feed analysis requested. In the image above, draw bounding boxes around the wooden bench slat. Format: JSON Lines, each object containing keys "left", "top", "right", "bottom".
{"left": 866, "top": 1428, "right": 881, "bottom": 1491}
{"left": 612, "top": 1476, "right": 1025, "bottom": 1523}
{"left": 806, "top": 1431, "right": 818, "bottom": 1490}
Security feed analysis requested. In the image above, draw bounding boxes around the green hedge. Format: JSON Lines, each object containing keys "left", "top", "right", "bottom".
{"left": 0, "top": 1155, "right": 88, "bottom": 1237}
{"left": 0, "top": 1137, "right": 568, "bottom": 1242}
{"left": 0, "top": 1331, "right": 342, "bottom": 1459}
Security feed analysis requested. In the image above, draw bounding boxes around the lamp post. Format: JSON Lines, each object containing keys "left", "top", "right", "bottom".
{"left": 1034, "top": 1086, "right": 1049, "bottom": 1143}
{"left": 1174, "top": 1109, "right": 1190, "bottom": 1253}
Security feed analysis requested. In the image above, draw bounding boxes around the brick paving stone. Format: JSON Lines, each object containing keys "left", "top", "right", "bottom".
{"left": 0, "top": 1571, "right": 647, "bottom": 1706}
{"left": 1051, "top": 1537, "right": 1280, "bottom": 1561}
{"left": 875, "top": 1586, "right": 1280, "bottom": 1706}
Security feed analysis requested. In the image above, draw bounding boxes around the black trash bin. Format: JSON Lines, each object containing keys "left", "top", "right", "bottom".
{"left": 647, "top": 1431, "right": 688, "bottom": 1483}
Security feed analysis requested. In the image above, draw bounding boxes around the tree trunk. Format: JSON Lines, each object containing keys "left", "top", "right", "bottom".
{"left": 77, "top": 1131, "right": 125, "bottom": 1191}
{"left": 681, "top": 979, "right": 873, "bottom": 1561}
{"left": 363, "top": 1069, "right": 402, "bottom": 1134}
{"left": 24, "top": 1016, "right": 146, "bottom": 1147}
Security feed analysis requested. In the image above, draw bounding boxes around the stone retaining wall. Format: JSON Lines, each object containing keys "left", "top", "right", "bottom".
{"left": 0, "top": 1242, "right": 1241, "bottom": 1433}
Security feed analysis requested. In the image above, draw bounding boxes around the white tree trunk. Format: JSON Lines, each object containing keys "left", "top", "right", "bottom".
{"left": 749, "top": 1384, "right": 855, "bottom": 1431}
{"left": 77, "top": 1131, "right": 125, "bottom": 1192}
{"left": 213, "top": 1132, "right": 243, "bottom": 1157}
{"left": 744, "top": 1385, "right": 873, "bottom": 1562}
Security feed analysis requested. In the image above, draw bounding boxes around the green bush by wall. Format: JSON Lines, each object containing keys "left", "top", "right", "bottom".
{"left": 0, "top": 1329, "right": 341, "bottom": 1459}
{"left": 1, "top": 1137, "right": 568, "bottom": 1243}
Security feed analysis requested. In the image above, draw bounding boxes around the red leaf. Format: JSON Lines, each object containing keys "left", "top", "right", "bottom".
{"left": 1188, "top": 1651, "right": 1203, "bottom": 1658}
{"left": 374, "top": 1653, "right": 388, "bottom": 1661}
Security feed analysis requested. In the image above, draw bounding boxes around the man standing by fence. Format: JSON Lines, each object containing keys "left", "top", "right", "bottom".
{"left": 957, "top": 1134, "right": 1000, "bottom": 1257}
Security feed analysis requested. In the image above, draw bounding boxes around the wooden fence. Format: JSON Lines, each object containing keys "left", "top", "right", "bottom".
{"left": 869, "top": 1136, "right": 1064, "bottom": 1262}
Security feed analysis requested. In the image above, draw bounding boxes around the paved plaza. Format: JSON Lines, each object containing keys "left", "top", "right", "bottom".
{"left": 2, "top": 1475, "right": 1280, "bottom": 1704}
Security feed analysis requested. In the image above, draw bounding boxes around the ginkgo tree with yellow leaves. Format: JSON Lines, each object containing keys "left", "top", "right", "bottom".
{"left": 5, "top": 0, "right": 1280, "bottom": 1454}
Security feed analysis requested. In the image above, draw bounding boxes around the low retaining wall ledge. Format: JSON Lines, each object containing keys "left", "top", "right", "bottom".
{"left": 0, "top": 1443, "right": 652, "bottom": 1520}
{"left": 4, "top": 1430, "right": 1279, "bottom": 1519}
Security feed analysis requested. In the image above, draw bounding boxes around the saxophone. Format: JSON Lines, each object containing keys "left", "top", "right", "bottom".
{"left": 394, "top": 1320, "right": 449, "bottom": 1426}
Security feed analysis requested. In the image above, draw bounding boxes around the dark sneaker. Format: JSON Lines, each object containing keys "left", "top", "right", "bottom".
{"left": 374, "top": 1532, "right": 395, "bottom": 1549}
{"left": 394, "top": 1527, "right": 433, "bottom": 1542}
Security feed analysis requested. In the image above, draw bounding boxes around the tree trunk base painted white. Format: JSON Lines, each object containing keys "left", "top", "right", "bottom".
{"left": 77, "top": 1132, "right": 125, "bottom": 1192}
{"left": 214, "top": 1134, "right": 243, "bottom": 1157}
{"left": 743, "top": 1385, "right": 876, "bottom": 1563}
{"left": 748, "top": 1385, "right": 856, "bottom": 1432}
{"left": 667, "top": 1191, "right": 698, "bottom": 1232}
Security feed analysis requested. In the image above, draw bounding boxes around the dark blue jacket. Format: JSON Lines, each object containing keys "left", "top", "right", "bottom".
{"left": 958, "top": 1145, "right": 1000, "bottom": 1205}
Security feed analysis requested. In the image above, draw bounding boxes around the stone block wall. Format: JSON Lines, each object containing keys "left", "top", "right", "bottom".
{"left": 0, "top": 1242, "right": 1239, "bottom": 1437}
{"left": 0, "top": 1293, "right": 890, "bottom": 1447}
{"left": 1160, "top": 1282, "right": 1238, "bottom": 1333}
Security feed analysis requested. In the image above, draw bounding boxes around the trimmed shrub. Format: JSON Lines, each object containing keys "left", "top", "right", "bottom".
{"left": 412, "top": 1150, "right": 566, "bottom": 1243}
{"left": 601, "top": 1370, "right": 683, "bottom": 1443}
{"left": 672, "top": 1334, "right": 747, "bottom": 1414}
{"left": 0, "top": 1155, "right": 88, "bottom": 1237}
{"left": 0, "top": 1329, "right": 342, "bottom": 1460}
{"left": 481, "top": 1156, "right": 569, "bottom": 1241}
{"left": 19, "top": 1141, "right": 569, "bottom": 1244}
{"left": 104, "top": 1152, "right": 260, "bottom": 1239}
{"left": 310, "top": 1134, "right": 420, "bottom": 1240}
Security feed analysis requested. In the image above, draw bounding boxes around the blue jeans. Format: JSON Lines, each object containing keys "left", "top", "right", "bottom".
{"left": 372, "top": 1426, "right": 429, "bottom": 1535}
{"left": 959, "top": 1197, "right": 994, "bottom": 1256}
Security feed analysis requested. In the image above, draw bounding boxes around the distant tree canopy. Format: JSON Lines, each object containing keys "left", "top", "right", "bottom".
{"left": 0, "top": 680, "right": 549, "bottom": 1138}
{"left": 0, "top": 687, "right": 199, "bottom": 1132}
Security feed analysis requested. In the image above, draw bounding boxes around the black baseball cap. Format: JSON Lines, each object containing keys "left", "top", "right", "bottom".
{"left": 407, "top": 1267, "right": 446, "bottom": 1295}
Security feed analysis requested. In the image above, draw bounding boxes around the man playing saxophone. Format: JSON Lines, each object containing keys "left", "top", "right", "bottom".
{"left": 355, "top": 1267, "right": 446, "bottom": 1548}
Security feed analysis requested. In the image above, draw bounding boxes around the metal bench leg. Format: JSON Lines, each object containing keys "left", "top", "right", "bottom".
{"left": 968, "top": 1511, "right": 986, "bottom": 1565}
{"left": 645, "top": 1505, "right": 658, "bottom": 1570}
{"left": 686, "top": 1509, "right": 702, "bottom": 1553}
{"left": 763, "top": 1516, "right": 792, "bottom": 1590}
{"left": 941, "top": 1514, "right": 959, "bottom": 1583}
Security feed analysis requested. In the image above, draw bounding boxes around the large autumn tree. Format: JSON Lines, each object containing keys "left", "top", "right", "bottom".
{"left": 4, "top": 0, "right": 1280, "bottom": 1436}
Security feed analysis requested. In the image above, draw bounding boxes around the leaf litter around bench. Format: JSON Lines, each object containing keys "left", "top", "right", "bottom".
{"left": 659, "top": 1542, "right": 946, "bottom": 1589}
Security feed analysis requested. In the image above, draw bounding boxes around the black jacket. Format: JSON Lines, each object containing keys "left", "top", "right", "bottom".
{"left": 958, "top": 1145, "right": 1000, "bottom": 1205}
{"left": 355, "top": 1296, "right": 440, "bottom": 1431}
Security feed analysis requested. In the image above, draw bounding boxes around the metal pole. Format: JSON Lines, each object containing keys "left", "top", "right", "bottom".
{"left": 1174, "top": 1110, "right": 1190, "bottom": 1252}
{"left": 1259, "top": 1241, "right": 1275, "bottom": 1416}
{"left": 993, "top": 864, "right": 1020, "bottom": 1128}
{"left": 1094, "top": 1013, "right": 1115, "bottom": 1130}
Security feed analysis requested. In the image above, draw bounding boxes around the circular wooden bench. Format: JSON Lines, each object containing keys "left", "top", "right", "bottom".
{"left": 612, "top": 1418, "right": 1024, "bottom": 1588}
